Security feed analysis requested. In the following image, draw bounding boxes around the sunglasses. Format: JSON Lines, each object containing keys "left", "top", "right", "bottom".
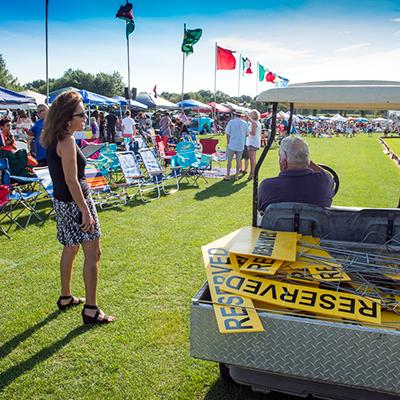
{"left": 73, "top": 112, "right": 87, "bottom": 118}
{"left": 38, "top": 109, "right": 46, "bottom": 113}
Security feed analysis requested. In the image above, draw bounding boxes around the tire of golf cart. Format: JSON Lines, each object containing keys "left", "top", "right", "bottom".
{"left": 318, "top": 164, "right": 340, "bottom": 196}
{"left": 219, "top": 363, "right": 234, "bottom": 382}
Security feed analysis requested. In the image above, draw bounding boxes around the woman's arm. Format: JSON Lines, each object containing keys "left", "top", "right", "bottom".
{"left": 250, "top": 120, "right": 257, "bottom": 136}
{"left": 58, "top": 136, "right": 93, "bottom": 231}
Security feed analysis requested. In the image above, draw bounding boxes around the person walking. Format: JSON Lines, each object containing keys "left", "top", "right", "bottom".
{"left": 28, "top": 104, "right": 48, "bottom": 166}
{"left": 98, "top": 111, "right": 106, "bottom": 142}
{"left": 224, "top": 112, "right": 249, "bottom": 180}
{"left": 122, "top": 110, "right": 135, "bottom": 139}
{"left": 159, "top": 112, "right": 172, "bottom": 137}
{"left": 41, "top": 91, "right": 115, "bottom": 325}
{"left": 105, "top": 112, "right": 117, "bottom": 143}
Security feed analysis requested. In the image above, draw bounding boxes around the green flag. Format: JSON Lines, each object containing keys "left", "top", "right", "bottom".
{"left": 181, "top": 27, "right": 202, "bottom": 55}
{"left": 126, "top": 20, "right": 135, "bottom": 39}
{"left": 258, "top": 64, "right": 266, "bottom": 82}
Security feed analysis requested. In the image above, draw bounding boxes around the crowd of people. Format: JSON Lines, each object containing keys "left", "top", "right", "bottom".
{"left": 288, "top": 119, "right": 400, "bottom": 138}
{"left": 1, "top": 103, "right": 400, "bottom": 178}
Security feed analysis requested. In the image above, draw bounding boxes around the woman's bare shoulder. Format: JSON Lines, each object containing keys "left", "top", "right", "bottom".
{"left": 57, "top": 135, "right": 75, "bottom": 154}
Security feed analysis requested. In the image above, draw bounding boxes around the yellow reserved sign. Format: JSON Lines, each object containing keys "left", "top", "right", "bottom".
{"left": 229, "top": 227, "right": 299, "bottom": 262}
{"left": 202, "top": 232, "right": 264, "bottom": 334}
{"left": 295, "top": 242, "right": 351, "bottom": 282}
{"left": 240, "top": 256, "right": 284, "bottom": 276}
{"left": 220, "top": 271, "right": 381, "bottom": 324}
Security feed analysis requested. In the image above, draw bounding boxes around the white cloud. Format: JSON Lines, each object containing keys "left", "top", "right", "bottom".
{"left": 390, "top": 17, "right": 400, "bottom": 22}
{"left": 335, "top": 43, "right": 371, "bottom": 53}
{"left": 212, "top": 36, "right": 313, "bottom": 62}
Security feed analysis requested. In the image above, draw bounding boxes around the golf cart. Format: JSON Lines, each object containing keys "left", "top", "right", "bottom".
{"left": 190, "top": 81, "right": 400, "bottom": 399}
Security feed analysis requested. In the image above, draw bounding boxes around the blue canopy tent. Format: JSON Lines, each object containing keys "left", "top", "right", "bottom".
{"left": 49, "top": 87, "right": 122, "bottom": 126}
{"left": 0, "top": 86, "right": 36, "bottom": 105}
{"left": 112, "top": 96, "right": 148, "bottom": 109}
{"left": 49, "top": 88, "right": 119, "bottom": 107}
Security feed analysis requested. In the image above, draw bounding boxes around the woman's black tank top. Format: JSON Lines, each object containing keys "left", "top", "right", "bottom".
{"left": 47, "top": 139, "right": 90, "bottom": 202}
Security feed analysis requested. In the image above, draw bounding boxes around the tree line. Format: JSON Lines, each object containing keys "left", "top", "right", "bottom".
{"left": 0, "top": 53, "right": 264, "bottom": 110}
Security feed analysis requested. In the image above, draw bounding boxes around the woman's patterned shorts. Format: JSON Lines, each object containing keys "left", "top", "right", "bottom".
{"left": 53, "top": 196, "right": 101, "bottom": 247}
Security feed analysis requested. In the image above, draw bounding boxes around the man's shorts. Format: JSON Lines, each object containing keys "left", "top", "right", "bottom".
{"left": 226, "top": 147, "right": 243, "bottom": 161}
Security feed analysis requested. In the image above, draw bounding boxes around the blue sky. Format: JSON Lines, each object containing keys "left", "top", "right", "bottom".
{"left": 1, "top": 0, "right": 400, "bottom": 96}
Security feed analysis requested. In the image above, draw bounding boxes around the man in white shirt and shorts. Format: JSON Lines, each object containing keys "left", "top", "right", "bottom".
{"left": 224, "top": 112, "right": 249, "bottom": 180}
{"left": 122, "top": 110, "right": 136, "bottom": 139}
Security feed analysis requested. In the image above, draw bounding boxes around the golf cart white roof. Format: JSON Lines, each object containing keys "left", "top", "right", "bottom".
{"left": 256, "top": 80, "right": 400, "bottom": 110}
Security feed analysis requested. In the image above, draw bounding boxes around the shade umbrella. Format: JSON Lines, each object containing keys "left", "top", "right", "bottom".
{"left": 176, "top": 99, "right": 211, "bottom": 110}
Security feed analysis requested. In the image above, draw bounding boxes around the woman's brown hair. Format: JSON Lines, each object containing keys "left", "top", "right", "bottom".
{"left": 40, "top": 91, "right": 82, "bottom": 148}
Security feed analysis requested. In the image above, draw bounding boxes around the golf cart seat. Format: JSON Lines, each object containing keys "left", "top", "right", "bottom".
{"left": 260, "top": 202, "right": 400, "bottom": 245}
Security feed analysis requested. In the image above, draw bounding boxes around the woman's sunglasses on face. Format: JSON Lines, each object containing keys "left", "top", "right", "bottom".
{"left": 73, "top": 112, "right": 87, "bottom": 119}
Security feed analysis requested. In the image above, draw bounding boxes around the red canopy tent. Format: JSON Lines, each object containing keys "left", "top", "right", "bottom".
{"left": 206, "top": 102, "right": 232, "bottom": 113}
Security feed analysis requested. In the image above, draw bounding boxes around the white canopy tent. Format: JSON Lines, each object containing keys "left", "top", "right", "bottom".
{"left": 19, "top": 90, "right": 46, "bottom": 105}
{"left": 330, "top": 113, "right": 348, "bottom": 122}
{"left": 135, "top": 92, "right": 178, "bottom": 110}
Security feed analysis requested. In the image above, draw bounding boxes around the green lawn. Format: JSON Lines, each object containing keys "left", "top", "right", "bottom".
{"left": 384, "top": 137, "right": 400, "bottom": 157}
{"left": 0, "top": 134, "right": 399, "bottom": 400}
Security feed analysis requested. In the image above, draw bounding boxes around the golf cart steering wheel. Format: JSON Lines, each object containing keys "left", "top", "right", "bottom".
{"left": 318, "top": 164, "right": 339, "bottom": 196}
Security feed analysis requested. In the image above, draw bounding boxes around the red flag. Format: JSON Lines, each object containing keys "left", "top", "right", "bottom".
{"left": 217, "top": 46, "right": 236, "bottom": 70}
{"left": 153, "top": 84, "right": 157, "bottom": 98}
{"left": 116, "top": 2, "right": 134, "bottom": 21}
{"left": 265, "top": 72, "right": 276, "bottom": 83}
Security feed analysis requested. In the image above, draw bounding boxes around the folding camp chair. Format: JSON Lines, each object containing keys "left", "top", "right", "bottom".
{"left": 199, "top": 138, "right": 226, "bottom": 168}
{"left": 85, "top": 165, "right": 126, "bottom": 209}
{"left": 0, "top": 158, "right": 43, "bottom": 228}
{"left": 0, "top": 184, "right": 12, "bottom": 238}
{"left": 117, "top": 150, "right": 165, "bottom": 202}
{"left": 139, "top": 148, "right": 179, "bottom": 196}
{"left": 33, "top": 166, "right": 55, "bottom": 221}
{"left": 174, "top": 142, "right": 210, "bottom": 184}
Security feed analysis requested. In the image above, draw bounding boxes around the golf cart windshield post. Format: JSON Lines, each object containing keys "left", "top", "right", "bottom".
{"left": 252, "top": 102, "right": 277, "bottom": 226}
{"left": 287, "top": 102, "right": 294, "bottom": 135}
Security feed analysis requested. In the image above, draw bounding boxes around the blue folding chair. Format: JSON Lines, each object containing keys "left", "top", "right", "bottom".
{"left": 0, "top": 158, "right": 43, "bottom": 228}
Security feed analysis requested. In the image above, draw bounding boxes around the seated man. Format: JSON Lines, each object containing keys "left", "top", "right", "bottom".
{"left": 258, "top": 136, "right": 334, "bottom": 212}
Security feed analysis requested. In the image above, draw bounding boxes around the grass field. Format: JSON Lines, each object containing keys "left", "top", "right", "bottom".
{"left": 0, "top": 134, "right": 399, "bottom": 400}
{"left": 384, "top": 137, "right": 400, "bottom": 157}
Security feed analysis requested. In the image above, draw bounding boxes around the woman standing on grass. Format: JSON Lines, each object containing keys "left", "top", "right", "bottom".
{"left": 41, "top": 91, "right": 115, "bottom": 325}
{"left": 245, "top": 110, "right": 262, "bottom": 181}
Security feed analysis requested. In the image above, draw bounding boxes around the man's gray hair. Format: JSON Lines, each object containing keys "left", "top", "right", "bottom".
{"left": 279, "top": 136, "right": 310, "bottom": 167}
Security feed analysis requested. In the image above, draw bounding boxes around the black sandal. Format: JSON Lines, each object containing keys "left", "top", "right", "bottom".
{"left": 82, "top": 304, "right": 114, "bottom": 325}
{"left": 57, "top": 295, "right": 84, "bottom": 312}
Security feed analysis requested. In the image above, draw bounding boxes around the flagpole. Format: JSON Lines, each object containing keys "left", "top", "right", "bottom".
{"left": 256, "top": 61, "right": 259, "bottom": 98}
{"left": 237, "top": 53, "right": 241, "bottom": 98}
{"left": 45, "top": 0, "right": 49, "bottom": 104}
{"left": 181, "top": 23, "right": 186, "bottom": 110}
{"left": 126, "top": 22, "right": 131, "bottom": 101}
{"left": 213, "top": 42, "right": 217, "bottom": 133}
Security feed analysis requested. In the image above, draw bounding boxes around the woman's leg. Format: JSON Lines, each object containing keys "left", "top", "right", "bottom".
{"left": 60, "top": 245, "right": 79, "bottom": 296}
{"left": 81, "top": 239, "right": 101, "bottom": 306}
{"left": 249, "top": 150, "right": 257, "bottom": 176}
{"left": 59, "top": 245, "right": 80, "bottom": 305}
{"left": 81, "top": 239, "right": 114, "bottom": 321}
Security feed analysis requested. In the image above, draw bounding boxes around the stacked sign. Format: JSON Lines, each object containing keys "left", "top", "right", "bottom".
{"left": 201, "top": 227, "right": 400, "bottom": 334}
